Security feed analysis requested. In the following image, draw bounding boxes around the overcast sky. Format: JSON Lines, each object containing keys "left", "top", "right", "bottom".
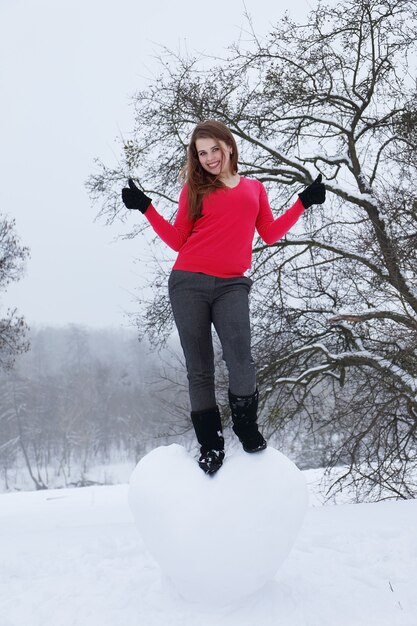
{"left": 1, "top": 0, "right": 318, "bottom": 329}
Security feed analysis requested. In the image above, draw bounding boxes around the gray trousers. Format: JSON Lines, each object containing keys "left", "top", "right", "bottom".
{"left": 168, "top": 270, "right": 256, "bottom": 411}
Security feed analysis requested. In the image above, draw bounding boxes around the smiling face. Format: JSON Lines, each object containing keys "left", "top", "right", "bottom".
{"left": 195, "top": 137, "right": 233, "bottom": 178}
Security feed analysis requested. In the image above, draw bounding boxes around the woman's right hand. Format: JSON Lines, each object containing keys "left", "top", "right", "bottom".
{"left": 121, "top": 179, "right": 152, "bottom": 214}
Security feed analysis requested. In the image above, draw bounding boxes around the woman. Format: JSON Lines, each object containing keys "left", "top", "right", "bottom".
{"left": 122, "top": 120, "right": 325, "bottom": 475}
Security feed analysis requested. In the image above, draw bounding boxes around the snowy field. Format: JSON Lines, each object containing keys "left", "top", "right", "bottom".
{"left": 0, "top": 452, "right": 416, "bottom": 626}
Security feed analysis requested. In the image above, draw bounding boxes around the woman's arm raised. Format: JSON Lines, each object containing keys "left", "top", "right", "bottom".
{"left": 122, "top": 180, "right": 193, "bottom": 252}
{"left": 256, "top": 176, "right": 325, "bottom": 245}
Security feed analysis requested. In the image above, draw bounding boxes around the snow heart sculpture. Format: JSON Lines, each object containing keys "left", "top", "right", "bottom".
{"left": 128, "top": 444, "right": 308, "bottom": 606}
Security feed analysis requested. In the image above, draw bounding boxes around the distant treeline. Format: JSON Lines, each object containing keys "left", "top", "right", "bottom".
{"left": 0, "top": 325, "right": 191, "bottom": 491}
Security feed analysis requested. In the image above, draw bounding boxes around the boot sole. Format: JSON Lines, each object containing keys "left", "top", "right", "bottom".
{"left": 243, "top": 441, "right": 267, "bottom": 453}
{"left": 198, "top": 461, "right": 223, "bottom": 475}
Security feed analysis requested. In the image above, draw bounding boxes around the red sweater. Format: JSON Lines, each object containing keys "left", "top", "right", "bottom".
{"left": 145, "top": 176, "right": 305, "bottom": 277}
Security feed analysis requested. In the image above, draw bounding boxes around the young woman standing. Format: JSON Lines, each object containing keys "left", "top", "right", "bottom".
{"left": 122, "top": 120, "right": 325, "bottom": 475}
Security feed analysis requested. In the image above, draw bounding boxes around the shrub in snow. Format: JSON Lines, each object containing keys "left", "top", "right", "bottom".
{"left": 128, "top": 444, "right": 308, "bottom": 606}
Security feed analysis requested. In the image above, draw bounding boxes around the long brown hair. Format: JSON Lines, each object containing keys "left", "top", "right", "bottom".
{"left": 180, "top": 120, "right": 239, "bottom": 221}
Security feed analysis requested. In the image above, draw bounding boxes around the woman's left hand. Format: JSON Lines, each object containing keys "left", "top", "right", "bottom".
{"left": 298, "top": 174, "right": 326, "bottom": 209}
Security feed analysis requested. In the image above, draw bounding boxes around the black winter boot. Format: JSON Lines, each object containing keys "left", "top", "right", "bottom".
{"left": 228, "top": 388, "right": 267, "bottom": 453}
{"left": 191, "top": 406, "right": 225, "bottom": 475}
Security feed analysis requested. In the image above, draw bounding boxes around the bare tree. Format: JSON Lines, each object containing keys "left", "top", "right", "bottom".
{"left": 0, "top": 214, "right": 30, "bottom": 485}
{"left": 0, "top": 214, "right": 30, "bottom": 369}
{"left": 87, "top": 0, "right": 417, "bottom": 499}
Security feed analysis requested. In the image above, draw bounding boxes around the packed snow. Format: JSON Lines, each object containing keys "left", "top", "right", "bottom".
{"left": 128, "top": 445, "right": 308, "bottom": 605}
{"left": 0, "top": 447, "right": 416, "bottom": 626}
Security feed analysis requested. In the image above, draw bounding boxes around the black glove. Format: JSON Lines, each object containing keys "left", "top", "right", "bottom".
{"left": 298, "top": 174, "right": 326, "bottom": 209}
{"left": 121, "top": 178, "right": 152, "bottom": 214}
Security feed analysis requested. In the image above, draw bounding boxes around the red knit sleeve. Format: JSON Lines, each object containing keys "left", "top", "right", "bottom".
{"left": 144, "top": 185, "right": 194, "bottom": 251}
{"left": 255, "top": 182, "right": 305, "bottom": 245}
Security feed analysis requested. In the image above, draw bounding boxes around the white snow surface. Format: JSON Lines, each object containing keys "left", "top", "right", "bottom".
{"left": 0, "top": 450, "right": 416, "bottom": 626}
{"left": 128, "top": 445, "right": 308, "bottom": 605}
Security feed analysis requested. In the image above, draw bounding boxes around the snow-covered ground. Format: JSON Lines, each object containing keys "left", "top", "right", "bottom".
{"left": 0, "top": 457, "right": 416, "bottom": 626}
